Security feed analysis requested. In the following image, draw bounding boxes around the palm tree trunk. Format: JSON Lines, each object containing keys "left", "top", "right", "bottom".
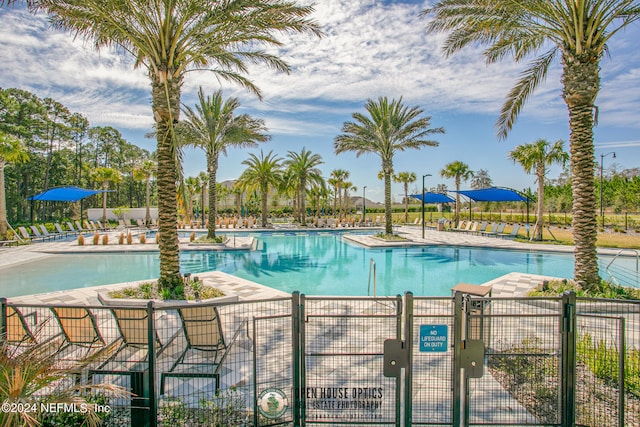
{"left": 454, "top": 177, "right": 461, "bottom": 225}
{"left": 145, "top": 177, "right": 151, "bottom": 226}
{"left": 0, "top": 162, "right": 7, "bottom": 239}
{"left": 535, "top": 167, "right": 544, "bottom": 241}
{"left": 152, "top": 75, "right": 182, "bottom": 291}
{"left": 102, "top": 182, "right": 108, "bottom": 225}
{"left": 384, "top": 168, "right": 392, "bottom": 235}
{"left": 208, "top": 154, "right": 218, "bottom": 239}
{"left": 300, "top": 177, "right": 307, "bottom": 225}
{"left": 261, "top": 183, "right": 268, "bottom": 227}
{"left": 404, "top": 183, "right": 409, "bottom": 223}
{"left": 562, "top": 52, "right": 600, "bottom": 290}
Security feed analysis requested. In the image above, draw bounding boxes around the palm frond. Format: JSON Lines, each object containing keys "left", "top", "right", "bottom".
{"left": 497, "top": 47, "right": 557, "bottom": 140}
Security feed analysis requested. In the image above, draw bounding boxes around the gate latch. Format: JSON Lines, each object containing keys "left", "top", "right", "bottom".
{"left": 461, "top": 339, "right": 485, "bottom": 378}
{"left": 383, "top": 339, "right": 408, "bottom": 378}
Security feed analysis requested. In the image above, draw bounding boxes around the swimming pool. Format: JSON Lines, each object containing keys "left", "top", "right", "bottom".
{"left": 0, "top": 232, "right": 636, "bottom": 297}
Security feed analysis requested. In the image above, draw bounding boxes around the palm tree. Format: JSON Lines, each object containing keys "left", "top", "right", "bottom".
{"left": 423, "top": 1, "right": 640, "bottom": 289}
{"left": 440, "top": 161, "right": 473, "bottom": 225}
{"left": 198, "top": 171, "right": 208, "bottom": 224}
{"left": 509, "top": 139, "right": 569, "bottom": 241}
{"left": 31, "top": 0, "right": 320, "bottom": 292}
{"left": 335, "top": 97, "right": 443, "bottom": 235}
{"left": 91, "top": 167, "right": 122, "bottom": 224}
{"left": 284, "top": 148, "right": 324, "bottom": 225}
{"left": 0, "top": 132, "right": 29, "bottom": 240}
{"left": 133, "top": 160, "right": 156, "bottom": 226}
{"left": 181, "top": 87, "right": 270, "bottom": 238}
{"left": 393, "top": 171, "right": 417, "bottom": 223}
{"left": 236, "top": 150, "right": 283, "bottom": 227}
{"left": 329, "top": 169, "right": 349, "bottom": 220}
{"left": 184, "top": 176, "right": 202, "bottom": 224}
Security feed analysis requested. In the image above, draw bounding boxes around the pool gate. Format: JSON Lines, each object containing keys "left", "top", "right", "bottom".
{"left": 0, "top": 292, "right": 638, "bottom": 426}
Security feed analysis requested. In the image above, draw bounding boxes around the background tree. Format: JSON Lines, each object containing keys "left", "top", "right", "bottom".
{"left": 470, "top": 169, "right": 493, "bottom": 189}
{"left": 335, "top": 97, "right": 443, "bottom": 235}
{"left": 0, "top": 132, "right": 29, "bottom": 239}
{"left": 393, "top": 171, "right": 417, "bottom": 222}
{"left": 509, "top": 139, "right": 569, "bottom": 241}
{"left": 133, "top": 160, "right": 156, "bottom": 226}
{"left": 181, "top": 88, "right": 269, "bottom": 238}
{"left": 236, "top": 150, "right": 283, "bottom": 227}
{"left": 440, "top": 161, "right": 473, "bottom": 225}
{"left": 91, "top": 167, "right": 122, "bottom": 224}
{"left": 284, "top": 148, "right": 324, "bottom": 226}
{"left": 424, "top": 0, "right": 640, "bottom": 289}
{"left": 33, "top": 0, "right": 320, "bottom": 292}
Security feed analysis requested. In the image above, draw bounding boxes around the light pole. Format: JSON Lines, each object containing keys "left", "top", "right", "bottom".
{"left": 362, "top": 186, "right": 367, "bottom": 224}
{"left": 422, "top": 174, "right": 432, "bottom": 239}
{"left": 599, "top": 152, "right": 616, "bottom": 227}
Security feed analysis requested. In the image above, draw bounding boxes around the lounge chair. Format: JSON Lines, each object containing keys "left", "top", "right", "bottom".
{"left": 482, "top": 223, "right": 506, "bottom": 237}
{"left": 17, "top": 226, "right": 43, "bottom": 243}
{"left": 38, "top": 224, "right": 63, "bottom": 240}
{"left": 5, "top": 306, "right": 38, "bottom": 346}
{"left": 75, "top": 220, "right": 90, "bottom": 232}
{"left": 51, "top": 307, "right": 108, "bottom": 359}
{"left": 54, "top": 222, "right": 74, "bottom": 237}
{"left": 30, "top": 225, "right": 55, "bottom": 241}
{"left": 160, "top": 305, "right": 246, "bottom": 395}
{"left": 499, "top": 224, "right": 521, "bottom": 239}
{"left": 472, "top": 221, "right": 488, "bottom": 235}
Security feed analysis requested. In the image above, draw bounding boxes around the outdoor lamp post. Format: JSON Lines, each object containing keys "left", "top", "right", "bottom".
{"left": 362, "top": 186, "right": 367, "bottom": 224}
{"left": 422, "top": 174, "right": 432, "bottom": 239}
{"left": 599, "top": 152, "right": 616, "bottom": 226}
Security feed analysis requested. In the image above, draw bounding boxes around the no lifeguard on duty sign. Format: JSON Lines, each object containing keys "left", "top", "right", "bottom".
{"left": 419, "top": 324, "right": 448, "bottom": 352}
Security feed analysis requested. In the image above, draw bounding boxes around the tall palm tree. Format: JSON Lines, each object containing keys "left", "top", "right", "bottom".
{"left": 30, "top": 0, "right": 320, "bottom": 292}
{"left": 181, "top": 87, "right": 270, "bottom": 238}
{"left": 284, "top": 148, "right": 324, "bottom": 225}
{"left": 198, "top": 171, "right": 208, "bottom": 224}
{"left": 184, "top": 176, "right": 202, "bottom": 223}
{"left": 440, "top": 161, "right": 473, "bottom": 225}
{"left": 92, "top": 167, "right": 122, "bottom": 224}
{"left": 393, "top": 171, "right": 417, "bottom": 222}
{"left": 0, "top": 132, "right": 29, "bottom": 239}
{"left": 509, "top": 139, "right": 569, "bottom": 241}
{"left": 423, "top": 0, "right": 640, "bottom": 289}
{"left": 133, "top": 160, "right": 156, "bottom": 226}
{"left": 329, "top": 169, "right": 349, "bottom": 220}
{"left": 236, "top": 150, "right": 283, "bottom": 227}
{"left": 335, "top": 97, "right": 443, "bottom": 235}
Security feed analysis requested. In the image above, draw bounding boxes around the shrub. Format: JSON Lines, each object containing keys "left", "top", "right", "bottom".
{"left": 77, "top": 234, "right": 85, "bottom": 246}
{"left": 127, "top": 232, "right": 133, "bottom": 245}
{"left": 92, "top": 233, "right": 100, "bottom": 245}
{"left": 118, "top": 232, "right": 125, "bottom": 245}
{"left": 102, "top": 234, "right": 109, "bottom": 245}
{"left": 140, "top": 233, "right": 147, "bottom": 244}
{"left": 190, "top": 232, "right": 196, "bottom": 242}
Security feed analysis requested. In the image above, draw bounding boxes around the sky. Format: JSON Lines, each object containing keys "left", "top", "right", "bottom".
{"left": 1, "top": 1, "right": 640, "bottom": 203}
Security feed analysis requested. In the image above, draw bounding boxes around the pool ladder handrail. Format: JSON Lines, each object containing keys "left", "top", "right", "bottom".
{"left": 368, "top": 258, "right": 377, "bottom": 297}
{"left": 605, "top": 249, "right": 639, "bottom": 286}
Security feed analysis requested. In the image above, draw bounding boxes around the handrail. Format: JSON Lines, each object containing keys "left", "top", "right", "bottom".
{"left": 606, "top": 249, "right": 639, "bottom": 286}
{"left": 367, "top": 258, "right": 377, "bottom": 297}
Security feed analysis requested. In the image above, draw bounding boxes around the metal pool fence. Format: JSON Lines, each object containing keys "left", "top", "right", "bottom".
{"left": 0, "top": 291, "right": 637, "bottom": 427}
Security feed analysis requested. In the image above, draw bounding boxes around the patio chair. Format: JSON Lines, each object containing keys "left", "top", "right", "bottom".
{"left": 51, "top": 307, "right": 108, "bottom": 359}
{"left": 160, "top": 305, "right": 246, "bottom": 395}
{"left": 17, "top": 226, "right": 42, "bottom": 243}
{"left": 499, "top": 224, "right": 521, "bottom": 239}
{"left": 54, "top": 222, "right": 74, "bottom": 237}
{"left": 75, "top": 220, "right": 90, "bottom": 232}
{"left": 5, "top": 305, "right": 38, "bottom": 346}
{"left": 481, "top": 223, "right": 505, "bottom": 237}
{"left": 30, "top": 225, "right": 55, "bottom": 241}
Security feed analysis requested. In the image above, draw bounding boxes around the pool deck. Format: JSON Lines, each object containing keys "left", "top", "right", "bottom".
{"left": 0, "top": 224, "right": 622, "bottom": 305}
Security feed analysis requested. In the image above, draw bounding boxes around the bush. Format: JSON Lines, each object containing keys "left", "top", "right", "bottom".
{"left": 77, "top": 235, "right": 85, "bottom": 246}
{"left": 127, "top": 232, "right": 133, "bottom": 245}
{"left": 140, "top": 233, "right": 147, "bottom": 244}
{"left": 92, "top": 233, "right": 100, "bottom": 245}
{"left": 118, "top": 232, "right": 125, "bottom": 245}
{"left": 101, "top": 234, "right": 109, "bottom": 245}
{"left": 190, "top": 232, "right": 196, "bottom": 242}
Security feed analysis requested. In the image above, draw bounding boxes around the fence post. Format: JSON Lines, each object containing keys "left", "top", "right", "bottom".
{"left": 292, "top": 291, "right": 303, "bottom": 427}
{"left": 618, "top": 317, "right": 626, "bottom": 427}
{"left": 453, "top": 291, "right": 463, "bottom": 427}
{"left": 404, "top": 292, "right": 413, "bottom": 427}
{"left": 561, "top": 292, "right": 576, "bottom": 427}
{"left": 0, "top": 298, "right": 6, "bottom": 343}
{"left": 146, "top": 301, "right": 157, "bottom": 427}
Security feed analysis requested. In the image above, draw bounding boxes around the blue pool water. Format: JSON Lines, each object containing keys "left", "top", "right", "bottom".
{"left": 0, "top": 232, "right": 636, "bottom": 297}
